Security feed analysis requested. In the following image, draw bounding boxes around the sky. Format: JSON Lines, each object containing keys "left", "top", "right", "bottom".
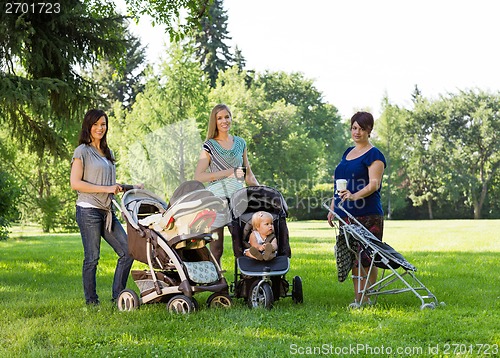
{"left": 124, "top": 0, "right": 500, "bottom": 119}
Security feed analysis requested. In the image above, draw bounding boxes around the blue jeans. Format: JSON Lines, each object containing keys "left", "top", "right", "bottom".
{"left": 76, "top": 206, "right": 134, "bottom": 303}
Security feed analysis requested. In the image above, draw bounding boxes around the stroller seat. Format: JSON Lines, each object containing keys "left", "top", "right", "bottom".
{"left": 183, "top": 261, "right": 219, "bottom": 284}
{"left": 229, "top": 186, "right": 303, "bottom": 308}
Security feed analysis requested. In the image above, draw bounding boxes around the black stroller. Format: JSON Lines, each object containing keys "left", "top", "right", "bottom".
{"left": 324, "top": 201, "right": 444, "bottom": 309}
{"left": 115, "top": 181, "right": 232, "bottom": 313}
{"left": 230, "top": 186, "right": 303, "bottom": 309}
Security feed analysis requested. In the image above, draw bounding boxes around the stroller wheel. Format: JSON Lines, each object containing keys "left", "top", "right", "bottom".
{"left": 207, "top": 293, "right": 232, "bottom": 309}
{"left": 420, "top": 303, "right": 436, "bottom": 310}
{"left": 116, "top": 289, "right": 140, "bottom": 311}
{"left": 248, "top": 280, "right": 274, "bottom": 309}
{"left": 292, "top": 276, "right": 304, "bottom": 304}
{"left": 167, "top": 295, "right": 195, "bottom": 314}
{"left": 191, "top": 297, "right": 200, "bottom": 311}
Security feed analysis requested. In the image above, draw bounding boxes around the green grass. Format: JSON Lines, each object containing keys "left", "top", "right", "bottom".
{"left": 1, "top": 220, "right": 499, "bottom": 357}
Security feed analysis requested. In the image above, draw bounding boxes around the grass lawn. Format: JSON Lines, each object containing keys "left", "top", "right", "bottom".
{"left": 1, "top": 219, "right": 499, "bottom": 357}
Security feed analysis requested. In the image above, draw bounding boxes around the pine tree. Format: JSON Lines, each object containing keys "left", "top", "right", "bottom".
{"left": 193, "top": 0, "right": 234, "bottom": 87}
{"left": 0, "top": 1, "right": 129, "bottom": 157}
{"left": 234, "top": 45, "right": 246, "bottom": 71}
{"left": 91, "top": 30, "right": 147, "bottom": 113}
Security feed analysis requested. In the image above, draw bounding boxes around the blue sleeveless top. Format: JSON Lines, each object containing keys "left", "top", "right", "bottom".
{"left": 334, "top": 146, "right": 386, "bottom": 218}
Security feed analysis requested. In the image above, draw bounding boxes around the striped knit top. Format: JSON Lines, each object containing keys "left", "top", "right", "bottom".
{"left": 203, "top": 136, "right": 246, "bottom": 199}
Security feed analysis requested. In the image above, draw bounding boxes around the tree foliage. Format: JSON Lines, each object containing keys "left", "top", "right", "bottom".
{"left": 0, "top": 0, "right": 136, "bottom": 234}
{"left": 90, "top": 29, "right": 148, "bottom": 113}
{"left": 192, "top": 0, "right": 233, "bottom": 87}
{"left": 0, "top": 0, "right": 129, "bottom": 157}
{"left": 111, "top": 39, "right": 210, "bottom": 198}
{"left": 378, "top": 88, "right": 500, "bottom": 219}
{"left": 123, "top": 0, "right": 213, "bottom": 40}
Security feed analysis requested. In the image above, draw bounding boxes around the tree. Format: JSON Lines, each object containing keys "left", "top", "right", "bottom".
{"left": 123, "top": 0, "right": 213, "bottom": 40}
{"left": 441, "top": 89, "right": 500, "bottom": 219}
{"left": 0, "top": 1, "right": 129, "bottom": 157}
{"left": 91, "top": 29, "right": 147, "bottom": 112}
{"left": 192, "top": 0, "right": 234, "bottom": 87}
{"left": 0, "top": 138, "right": 21, "bottom": 240}
{"left": 234, "top": 45, "right": 246, "bottom": 72}
{"left": 400, "top": 94, "right": 450, "bottom": 219}
{"left": 0, "top": 1, "right": 135, "bottom": 233}
{"left": 254, "top": 71, "right": 347, "bottom": 182}
{"left": 112, "top": 39, "right": 210, "bottom": 198}
{"left": 375, "top": 96, "right": 408, "bottom": 219}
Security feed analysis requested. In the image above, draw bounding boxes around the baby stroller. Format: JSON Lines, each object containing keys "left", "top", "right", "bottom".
{"left": 324, "top": 201, "right": 444, "bottom": 310}
{"left": 230, "top": 186, "right": 303, "bottom": 309}
{"left": 115, "top": 181, "right": 233, "bottom": 313}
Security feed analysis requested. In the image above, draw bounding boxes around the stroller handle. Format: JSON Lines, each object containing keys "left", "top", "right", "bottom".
{"left": 323, "top": 199, "right": 348, "bottom": 226}
{"left": 112, "top": 185, "right": 141, "bottom": 213}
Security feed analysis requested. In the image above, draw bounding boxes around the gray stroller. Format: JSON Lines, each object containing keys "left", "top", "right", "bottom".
{"left": 230, "top": 186, "right": 303, "bottom": 309}
{"left": 324, "top": 201, "right": 444, "bottom": 309}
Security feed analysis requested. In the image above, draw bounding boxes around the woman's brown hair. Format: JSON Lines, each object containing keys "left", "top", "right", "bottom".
{"left": 78, "top": 109, "right": 114, "bottom": 163}
{"left": 350, "top": 111, "right": 374, "bottom": 136}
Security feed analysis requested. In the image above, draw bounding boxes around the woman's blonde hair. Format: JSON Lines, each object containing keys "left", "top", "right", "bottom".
{"left": 251, "top": 211, "right": 274, "bottom": 229}
{"left": 206, "top": 104, "right": 232, "bottom": 140}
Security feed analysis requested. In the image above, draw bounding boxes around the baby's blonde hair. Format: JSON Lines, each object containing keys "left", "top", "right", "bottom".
{"left": 251, "top": 211, "right": 273, "bottom": 229}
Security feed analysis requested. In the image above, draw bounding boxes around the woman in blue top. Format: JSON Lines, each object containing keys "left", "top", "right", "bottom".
{"left": 194, "top": 104, "right": 259, "bottom": 266}
{"left": 327, "top": 111, "right": 386, "bottom": 308}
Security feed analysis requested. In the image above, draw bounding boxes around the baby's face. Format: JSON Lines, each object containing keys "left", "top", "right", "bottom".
{"left": 259, "top": 218, "right": 274, "bottom": 236}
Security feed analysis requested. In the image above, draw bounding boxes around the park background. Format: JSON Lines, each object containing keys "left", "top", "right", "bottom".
{"left": 1, "top": 1, "right": 499, "bottom": 356}
{"left": 1, "top": 0, "right": 500, "bottom": 238}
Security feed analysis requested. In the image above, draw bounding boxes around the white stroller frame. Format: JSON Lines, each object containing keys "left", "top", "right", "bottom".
{"left": 324, "top": 201, "right": 444, "bottom": 310}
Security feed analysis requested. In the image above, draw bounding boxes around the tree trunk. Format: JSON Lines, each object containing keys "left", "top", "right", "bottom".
{"left": 427, "top": 199, "right": 433, "bottom": 220}
{"left": 473, "top": 202, "right": 482, "bottom": 219}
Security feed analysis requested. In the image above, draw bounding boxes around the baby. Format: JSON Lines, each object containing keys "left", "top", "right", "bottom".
{"left": 245, "top": 211, "right": 278, "bottom": 261}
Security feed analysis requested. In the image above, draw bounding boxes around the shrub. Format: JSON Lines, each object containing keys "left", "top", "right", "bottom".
{"left": 0, "top": 169, "right": 21, "bottom": 240}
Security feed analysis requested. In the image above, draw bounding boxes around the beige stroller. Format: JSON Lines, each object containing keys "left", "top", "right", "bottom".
{"left": 115, "top": 181, "right": 232, "bottom": 313}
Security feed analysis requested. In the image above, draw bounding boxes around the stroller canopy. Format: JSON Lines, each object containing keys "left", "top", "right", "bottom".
{"left": 121, "top": 189, "right": 169, "bottom": 229}
{"left": 231, "top": 186, "right": 288, "bottom": 220}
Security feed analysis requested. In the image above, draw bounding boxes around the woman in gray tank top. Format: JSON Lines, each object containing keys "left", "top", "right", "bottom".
{"left": 70, "top": 109, "right": 142, "bottom": 305}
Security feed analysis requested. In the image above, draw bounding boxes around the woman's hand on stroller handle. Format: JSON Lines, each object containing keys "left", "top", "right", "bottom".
{"left": 327, "top": 211, "right": 336, "bottom": 227}
{"left": 118, "top": 183, "right": 145, "bottom": 193}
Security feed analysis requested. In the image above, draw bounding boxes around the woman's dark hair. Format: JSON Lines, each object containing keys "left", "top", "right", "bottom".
{"left": 78, "top": 109, "right": 114, "bottom": 163}
{"left": 350, "top": 111, "right": 374, "bottom": 134}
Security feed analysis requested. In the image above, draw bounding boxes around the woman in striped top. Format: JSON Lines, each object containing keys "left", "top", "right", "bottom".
{"left": 194, "top": 104, "right": 259, "bottom": 265}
